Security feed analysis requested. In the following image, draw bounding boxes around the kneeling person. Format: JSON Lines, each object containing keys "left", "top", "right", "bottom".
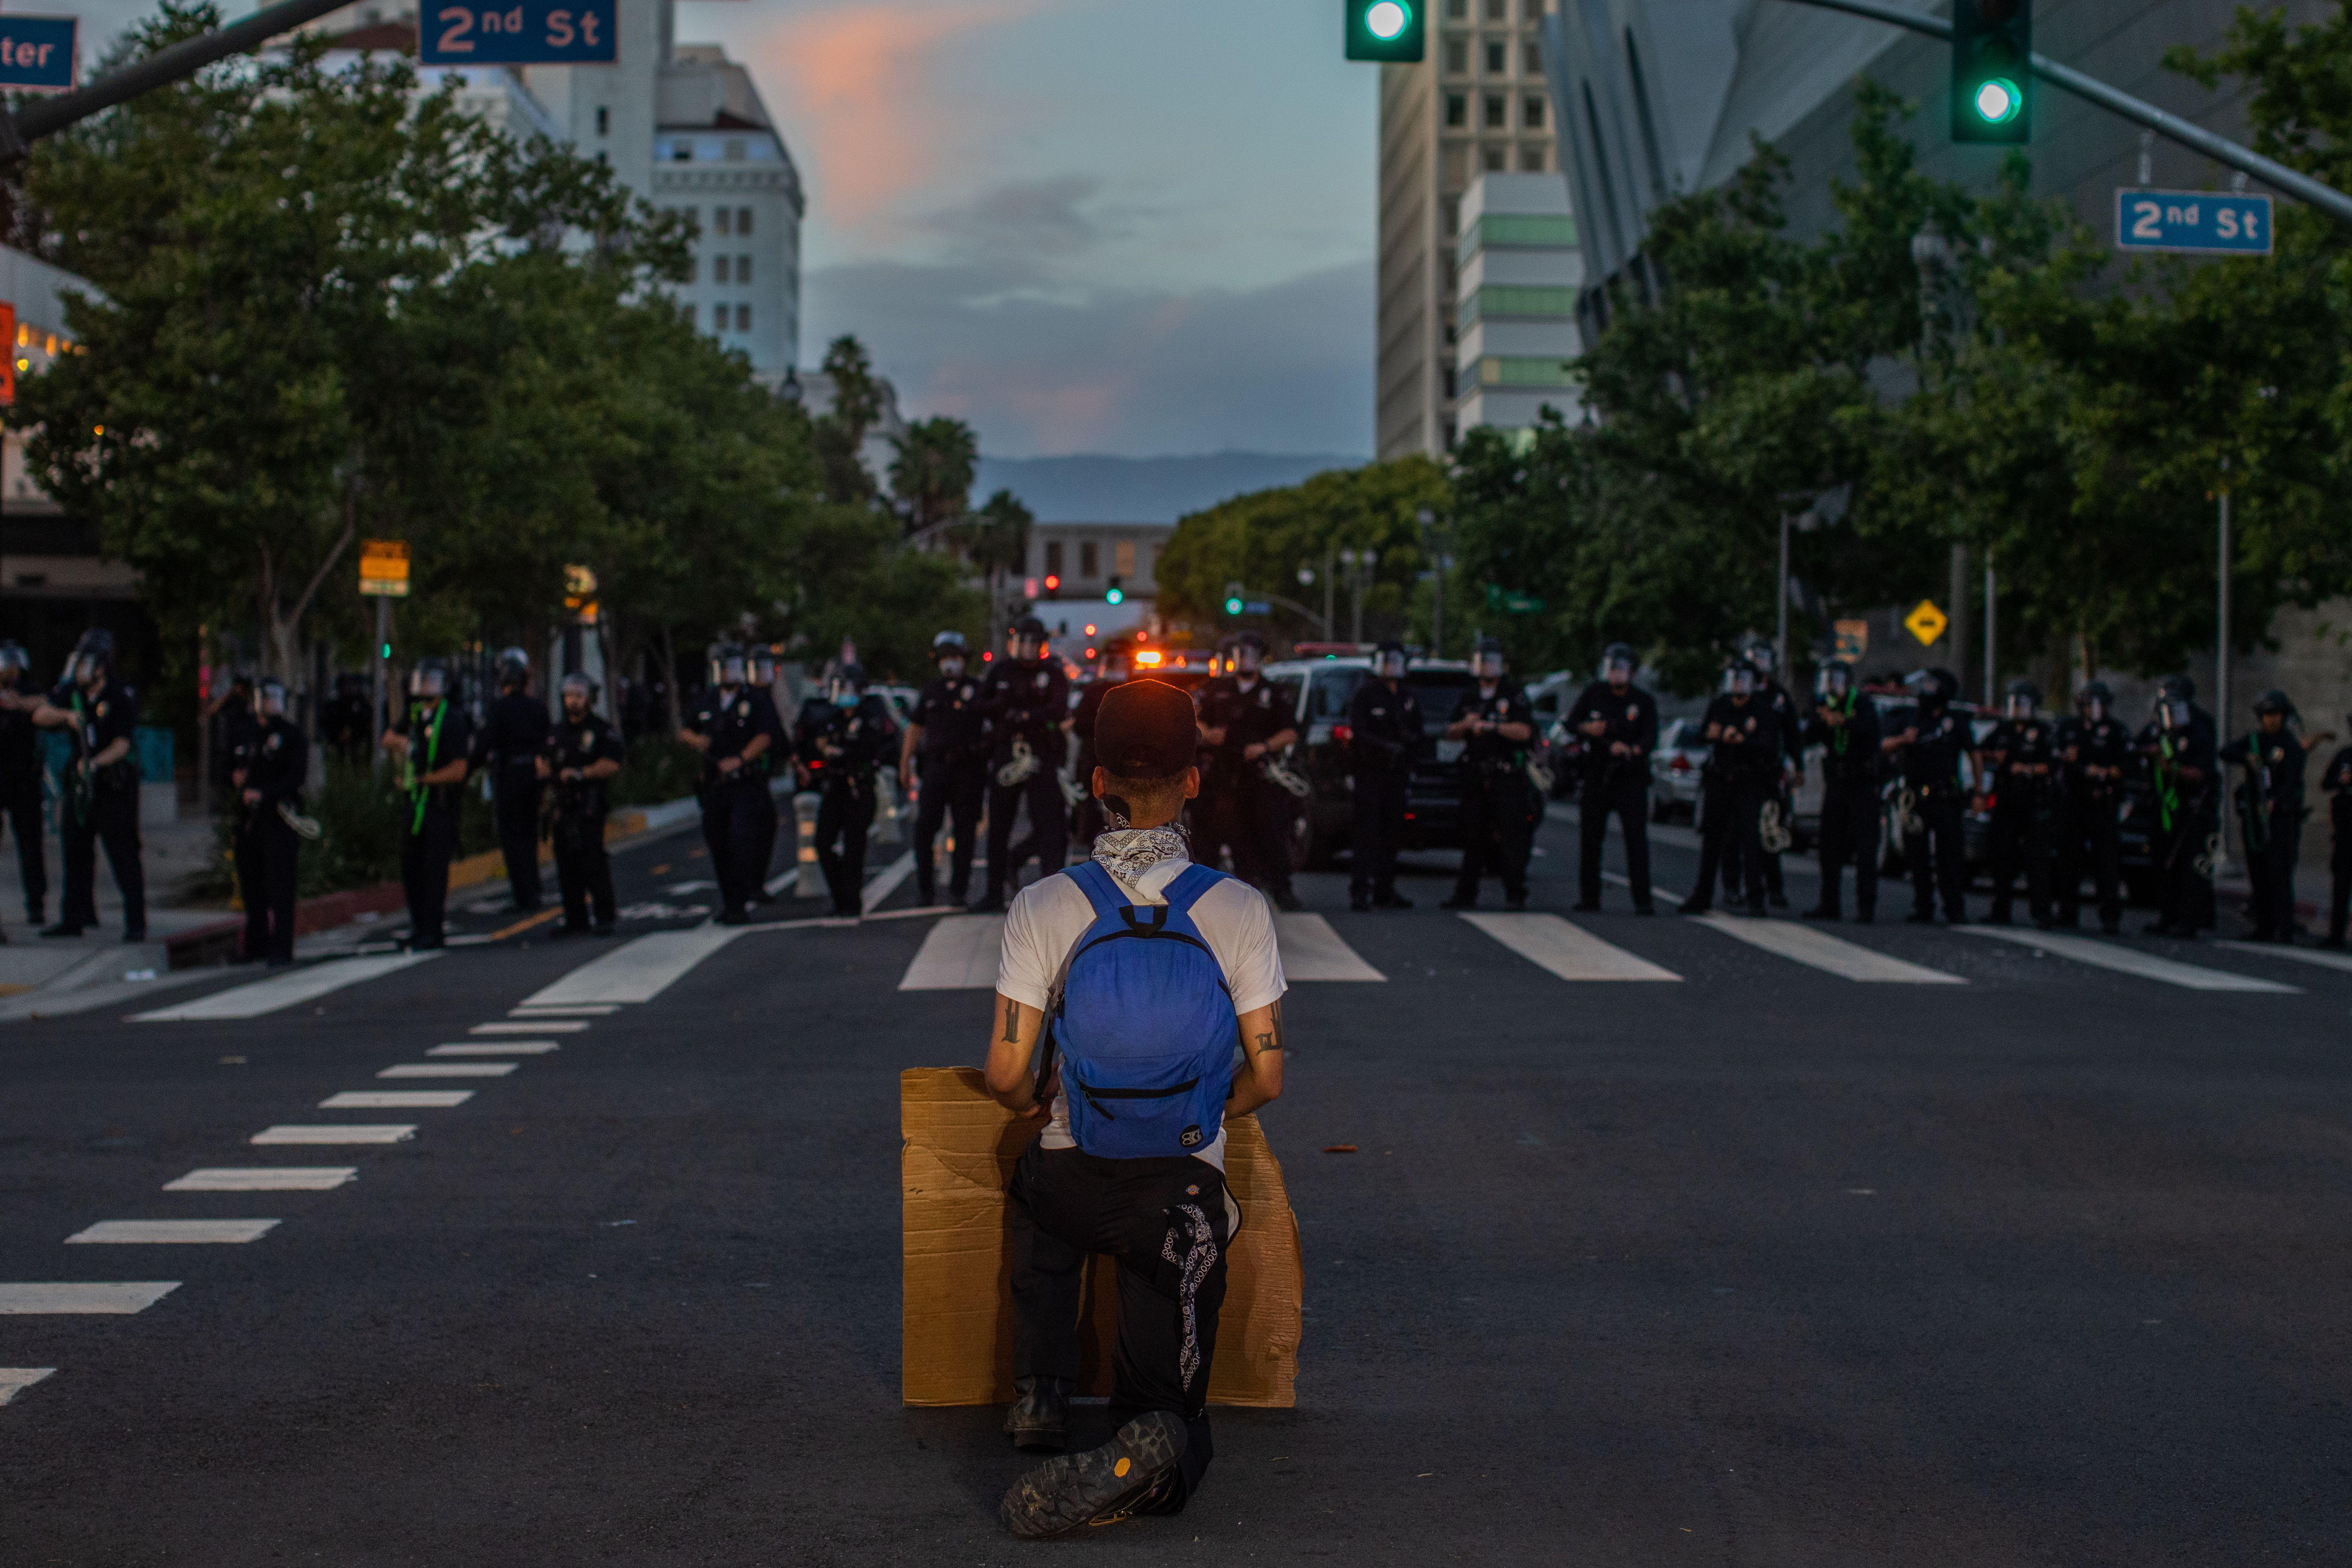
{"left": 985, "top": 678, "right": 1288, "bottom": 1538}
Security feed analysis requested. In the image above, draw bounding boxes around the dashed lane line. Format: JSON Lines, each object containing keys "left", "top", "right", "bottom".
{"left": 0, "top": 1283, "right": 180, "bottom": 1314}
{"left": 378, "top": 1063, "right": 517, "bottom": 1078}
{"left": 0, "top": 1369, "right": 55, "bottom": 1404}
{"left": 128, "top": 953, "right": 442, "bottom": 1021}
{"left": 1458, "top": 912, "right": 1682, "bottom": 982}
{"left": 319, "top": 1091, "right": 473, "bottom": 1109}
{"left": 165, "top": 1168, "right": 355, "bottom": 1191}
{"left": 507, "top": 1005, "right": 618, "bottom": 1017}
{"left": 67, "top": 1220, "right": 279, "bottom": 1245}
{"left": 470, "top": 1020, "right": 587, "bottom": 1035}
{"left": 429, "top": 1041, "right": 559, "bottom": 1056}
{"left": 1960, "top": 927, "right": 2301, "bottom": 992}
{"left": 2213, "top": 940, "right": 2352, "bottom": 977}
{"left": 252, "top": 1125, "right": 415, "bottom": 1145}
{"left": 1691, "top": 912, "right": 1966, "bottom": 984}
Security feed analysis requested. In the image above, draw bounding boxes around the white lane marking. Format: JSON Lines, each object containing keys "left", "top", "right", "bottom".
{"left": 865, "top": 904, "right": 958, "bottom": 923}
{"left": 165, "top": 1168, "right": 355, "bottom": 1191}
{"left": 429, "top": 1041, "right": 558, "bottom": 1056}
{"left": 0, "top": 1368, "right": 55, "bottom": 1404}
{"left": 1960, "top": 927, "right": 2301, "bottom": 992}
{"left": 665, "top": 879, "right": 718, "bottom": 894}
{"left": 67, "top": 1219, "right": 279, "bottom": 1245}
{"left": 863, "top": 850, "right": 918, "bottom": 913}
{"left": 897, "top": 915, "right": 1005, "bottom": 991}
{"left": 378, "top": 1062, "right": 516, "bottom": 1078}
{"left": 1692, "top": 912, "right": 1966, "bottom": 984}
{"left": 252, "top": 1125, "right": 414, "bottom": 1145}
{"left": 2213, "top": 940, "right": 2352, "bottom": 976}
{"left": 320, "top": 1091, "right": 472, "bottom": 1109}
{"left": 1274, "top": 914, "right": 1385, "bottom": 981}
{"left": 519, "top": 926, "right": 752, "bottom": 1006}
{"left": 470, "top": 1020, "right": 586, "bottom": 1035}
{"left": 0, "top": 1282, "right": 179, "bottom": 1314}
{"left": 130, "top": 953, "right": 441, "bottom": 1021}
{"left": 507, "top": 1005, "right": 617, "bottom": 1017}
{"left": 1459, "top": 912, "right": 1681, "bottom": 982}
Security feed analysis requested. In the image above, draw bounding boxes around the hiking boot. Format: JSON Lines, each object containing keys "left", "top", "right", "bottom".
{"left": 1004, "top": 1375, "right": 1070, "bottom": 1452}
{"left": 1001, "top": 1410, "right": 1186, "bottom": 1538}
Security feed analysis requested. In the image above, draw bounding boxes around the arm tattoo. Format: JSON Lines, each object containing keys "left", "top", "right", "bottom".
{"left": 1002, "top": 998, "right": 1020, "bottom": 1043}
{"left": 1246, "top": 1000, "right": 1285, "bottom": 1059}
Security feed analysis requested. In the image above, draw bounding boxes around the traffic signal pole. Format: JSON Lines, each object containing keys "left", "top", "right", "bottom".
{"left": 1774, "top": 0, "right": 2352, "bottom": 227}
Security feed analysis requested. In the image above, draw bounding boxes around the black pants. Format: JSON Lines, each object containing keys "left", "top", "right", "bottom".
{"left": 1905, "top": 788, "right": 1969, "bottom": 922}
{"left": 1577, "top": 770, "right": 1650, "bottom": 909}
{"left": 750, "top": 783, "right": 780, "bottom": 902}
{"left": 400, "top": 804, "right": 458, "bottom": 947}
{"left": 1692, "top": 772, "right": 1768, "bottom": 912}
{"left": 1349, "top": 770, "right": 1408, "bottom": 901}
{"left": 816, "top": 778, "right": 877, "bottom": 915}
{"left": 1213, "top": 773, "right": 1295, "bottom": 900}
{"left": 1814, "top": 778, "right": 1879, "bottom": 917}
{"left": 2328, "top": 833, "right": 2351, "bottom": 944}
{"left": 1721, "top": 784, "right": 1787, "bottom": 903}
{"left": 0, "top": 774, "right": 45, "bottom": 920}
{"left": 986, "top": 767, "right": 1069, "bottom": 903}
{"left": 2057, "top": 794, "right": 2123, "bottom": 929}
{"left": 1455, "top": 768, "right": 1533, "bottom": 903}
{"left": 495, "top": 773, "right": 542, "bottom": 910}
{"left": 914, "top": 751, "right": 985, "bottom": 903}
{"left": 1009, "top": 1142, "right": 1229, "bottom": 1508}
{"left": 1987, "top": 797, "right": 2053, "bottom": 924}
{"left": 2243, "top": 816, "right": 2300, "bottom": 938}
{"left": 61, "top": 785, "right": 144, "bottom": 934}
{"left": 553, "top": 815, "right": 615, "bottom": 931}
{"left": 2155, "top": 811, "right": 2216, "bottom": 933}
{"left": 236, "top": 814, "right": 300, "bottom": 963}
{"left": 700, "top": 781, "right": 766, "bottom": 919}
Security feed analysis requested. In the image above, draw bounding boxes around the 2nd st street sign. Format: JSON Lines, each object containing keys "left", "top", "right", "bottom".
{"left": 420, "top": 0, "right": 617, "bottom": 64}
{"left": 2115, "top": 188, "right": 2273, "bottom": 256}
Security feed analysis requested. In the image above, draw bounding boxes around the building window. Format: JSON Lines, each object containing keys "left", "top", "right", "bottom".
{"left": 1524, "top": 40, "right": 1542, "bottom": 73}
{"left": 595, "top": 105, "right": 609, "bottom": 136}
{"left": 1115, "top": 540, "right": 1136, "bottom": 577}
{"left": 713, "top": 256, "right": 729, "bottom": 283}
{"left": 1443, "top": 196, "right": 1462, "bottom": 234}
{"left": 1079, "top": 540, "right": 1100, "bottom": 578}
{"left": 1446, "top": 93, "right": 1467, "bottom": 128}
{"left": 1441, "top": 363, "right": 1456, "bottom": 399}
{"left": 1484, "top": 0, "right": 1507, "bottom": 19}
{"left": 1445, "top": 36, "right": 1467, "bottom": 73}
{"left": 684, "top": 257, "right": 698, "bottom": 283}
{"left": 725, "top": 139, "right": 745, "bottom": 161}
{"left": 1485, "top": 40, "right": 1506, "bottom": 74}
{"left": 738, "top": 207, "right": 754, "bottom": 234}
{"left": 1520, "top": 145, "right": 1547, "bottom": 171}
{"left": 671, "top": 142, "right": 691, "bottom": 162}
{"left": 1524, "top": 94, "right": 1545, "bottom": 128}
{"left": 1044, "top": 541, "right": 1064, "bottom": 577}
{"left": 1446, "top": 0, "right": 1467, "bottom": 14}
{"left": 735, "top": 304, "right": 751, "bottom": 331}
{"left": 716, "top": 207, "right": 732, "bottom": 236}
{"left": 1484, "top": 145, "right": 1507, "bottom": 171}
{"left": 1484, "top": 93, "right": 1506, "bottom": 128}
{"left": 737, "top": 254, "right": 752, "bottom": 283}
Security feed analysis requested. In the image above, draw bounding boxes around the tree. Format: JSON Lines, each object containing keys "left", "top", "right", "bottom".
{"left": 890, "top": 415, "right": 980, "bottom": 533}
{"left": 811, "top": 334, "right": 885, "bottom": 508}
{"left": 962, "top": 489, "right": 1033, "bottom": 652}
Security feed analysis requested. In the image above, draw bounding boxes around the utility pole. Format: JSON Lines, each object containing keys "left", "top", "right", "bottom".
{"left": 1775, "top": 510, "right": 1792, "bottom": 684}
{"left": 1949, "top": 543, "right": 1971, "bottom": 698}
{"left": 2215, "top": 484, "right": 2233, "bottom": 876}
{"left": 371, "top": 595, "right": 391, "bottom": 762}
{"left": 1983, "top": 563, "right": 1996, "bottom": 700}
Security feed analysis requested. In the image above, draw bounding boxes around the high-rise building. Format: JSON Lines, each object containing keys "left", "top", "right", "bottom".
{"left": 1376, "top": 0, "right": 1563, "bottom": 460}
{"left": 1453, "top": 172, "right": 1583, "bottom": 436}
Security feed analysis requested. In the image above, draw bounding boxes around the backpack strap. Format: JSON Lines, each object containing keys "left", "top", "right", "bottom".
{"left": 1064, "top": 859, "right": 1125, "bottom": 919}
{"left": 1159, "top": 862, "right": 1226, "bottom": 916}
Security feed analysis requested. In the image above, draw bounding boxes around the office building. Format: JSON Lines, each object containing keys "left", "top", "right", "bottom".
{"left": 1454, "top": 171, "right": 1584, "bottom": 437}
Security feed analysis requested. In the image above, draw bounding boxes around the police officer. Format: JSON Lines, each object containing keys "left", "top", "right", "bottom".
{"left": 795, "top": 663, "right": 899, "bottom": 918}
{"left": 2056, "top": 680, "right": 2131, "bottom": 933}
{"left": 974, "top": 616, "right": 1072, "bottom": 912}
{"left": 1738, "top": 643, "right": 1799, "bottom": 907}
{"left": 902, "top": 632, "right": 988, "bottom": 907}
{"left": 2319, "top": 717, "right": 2352, "bottom": 950}
{"left": 1801, "top": 658, "right": 1882, "bottom": 922}
{"left": 1195, "top": 631, "right": 1303, "bottom": 911}
{"left": 1980, "top": 678, "right": 2057, "bottom": 928}
{"left": 747, "top": 648, "right": 786, "bottom": 905}
{"left": 1682, "top": 657, "right": 1783, "bottom": 916}
{"left": 0, "top": 641, "right": 48, "bottom": 927}
{"left": 540, "top": 670, "right": 624, "bottom": 937}
{"left": 232, "top": 679, "right": 308, "bottom": 966}
{"left": 1882, "top": 667, "right": 1970, "bottom": 925}
{"left": 682, "top": 643, "right": 780, "bottom": 925}
{"left": 1565, "top": 641, "right": 1657, "bottom": 915}
{"left": 1347, "top": 639, "right": 1422, "bottom": 911}
{"left": 2220, "top": 690, "right": 2325, "bottom": 943}
{"left": 34, "top": 630, "right": 146, "bottom": 941}
{"left": 2139, "top": 675, "right": 2219, "bottom": 939}
{"left": 475, "top": 647, "right": 550, "bottom": 913}
{"left": 1068, "top": 651, "right": 1129, "bottom": 849}
{"left": 383, "top": 658, "right": 472, "bottom": 950}
{"left": 1443, "top": 637, "right": 1537, "bottom": 911}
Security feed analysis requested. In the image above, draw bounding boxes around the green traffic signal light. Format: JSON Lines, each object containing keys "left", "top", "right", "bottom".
{"left": 1952, "top": 0, "right": 2030, "bottom": 144}
{"left": 1345, "top": 0, "right": 1422, "bottom": 62}
{"left": 1225, "top": 596, "right": 1244, "bottom": 615}
{"left": 1106, "top": 584, "right": 1124, "bottom": 605}
{"left": 1973, "top": 78, "right": 2021, "bottom": 124}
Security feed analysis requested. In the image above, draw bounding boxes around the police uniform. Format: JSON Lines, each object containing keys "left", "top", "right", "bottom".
{"left": 1983, "top": 714, "right": 2057, "bottom": 926}
{"left": 391, "top": 694, "right": 473, "bottom": 948}
{"left": 685, "top": 682, "right": 782, "bottom": 922}
{"left": 1688, "top": 690, "right": 1782, "bottom": 915}
{"left": 979, "top": 655, "right": 1071, "bottom": 907}
{"left": 1069, "top": 676, "right": 1123, "bottom": 848}
{"left": 1346, "top": 674, "right": 1423, "bottom": 907}
{"left": 1740, "top": 677, "right": 1800, "bottom": 907}
{"left": 2138, "top": 708, "right": 2219, "bottom": 936}
{"left": 911, "top": 670, "right": 989, "bottom": 903}
{"left": 1801, "top": 688, "right": 1883, "bottom": 921}
{"left": 233, "top": 712, "right": 307, "bottom": 964}
{"left": 2220, "top": 726, "right": 2307, "bottom": 941}
{"left": 0, "top": 686, "right": 47, "bottom": 923}
{"left": 545, "top": 708, "right": 624, "bottom": 934}
{"left": 1891, "top": 700, "right": 1971, "bottom": 924}
{"left": 1564, "top": 679, "right": 1657, "bottom": 911}
{"left": 796, "top": 692, "right": 899, "bottom": 916}
{"left": 2055, "top": 711, "right": 2132, "bottom": 931}
{"left": 1449, "top": 679, "right": 1537, "bottom": 907}
{"left": 1195, "top": 673, "right": 1299, "bottom": 904}
{"left": 2321, "top": 744, "right": 2352, "bottom": 948}
{"left": 54, "top": 677, "right": 146, "bottom": 939}
{"left": 476, "top": 687, "right": 552, "bottom": 911}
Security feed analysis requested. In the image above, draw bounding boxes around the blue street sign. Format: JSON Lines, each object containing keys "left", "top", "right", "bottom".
{"left": 420, "top": 0, "right": 617, "bottom": 65}
{"left": 2115, "top": 188, "right": 2273, "bottom": 256}
{"left": 0, "top": 17, "right": 77, "bottom": 93}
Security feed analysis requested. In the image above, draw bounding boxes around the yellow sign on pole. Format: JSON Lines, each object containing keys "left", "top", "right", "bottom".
{"left": 1904, "top": 599, "right": 1947, "bottom": 646}
{"left": 1833, "top": 618, "right": 1870, "bottom": 661}
{"left": 359, "top": 539, "right": 411, "bottom": 598}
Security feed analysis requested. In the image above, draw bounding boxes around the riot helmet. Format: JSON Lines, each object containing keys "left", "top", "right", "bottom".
{"left": 1234, "top": 630, "right": 1268, "bottom": 677}
{"left": 1372, "top": 638, "right": 1408, "bottom": 681}
{"left": 1471, "top": 637, "right": 1507, "bottom": 682}
{"left": 1744, "top": 641, "right": 1778, "bottom": 677}
{"left": 67, "top": 628, "right": 113, "bottom": 688}
{"left": 1722, "top": 658, "right": 1756, "bottom": 696}
{"left": 496, "top": 646, "right": 531, "bottom": 691}
{"left": 1905, "top": 667, "right": 1957, "bottom": 712}
{"left": 750, "top": 648, "right": 780, "bottom": 685}
{"left": 560, "top": 670, "right": 598, "bottom": 715}
{"left": 2003, "top": 678, "right": 2040, "bottom": 720}
{"left": 828, "top": 663, "right": 868, "bottom": 706}
{"left": 1602, "top": 642, "right": 1636, "bottom": 685}
{"left": 2156, "top": 675, "right": 2194, "bottom": 730}
{"left": 2075, "top": 680, "right": 2112, "bottom": 721}
{"left": 708, "top": 643, "right": 747, "bottom": 689}
{"left": 0, "top": 641, "right": 26, "bottom": 686}
{"left": 1816, "top": 659, "right": 1853, "bottom": 699}
{"left": 257, "top": 679, "right": 288, "bottom": 718}
{"left": 1010, "top": 615, "right": 1048, "bottom": 661}
{"left": 2253, "top": 689, "right": 2295, "bottom": 730}
{"left": 407, "top": 658, "right": 449, "bottom": 700}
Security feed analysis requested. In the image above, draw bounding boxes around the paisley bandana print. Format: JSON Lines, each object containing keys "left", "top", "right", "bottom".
{"left": 1091, "top": 824, "right": 1191, "bottom": 893}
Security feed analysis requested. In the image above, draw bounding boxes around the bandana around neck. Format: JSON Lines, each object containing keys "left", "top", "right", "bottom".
{"left": 1092, "top": 823, "right": 1191, "bottom": 893}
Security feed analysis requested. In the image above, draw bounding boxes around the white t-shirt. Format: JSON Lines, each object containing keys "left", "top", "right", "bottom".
{"left": 996, "top": 854, "right": 1286, "bottom": 1171}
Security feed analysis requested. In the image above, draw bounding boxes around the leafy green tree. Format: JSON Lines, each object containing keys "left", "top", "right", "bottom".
{"left": 811, "top": 334, "right": 885, "bottom": 508}
{"left": 890, "top": 415, "right": 980, "bottom": 533}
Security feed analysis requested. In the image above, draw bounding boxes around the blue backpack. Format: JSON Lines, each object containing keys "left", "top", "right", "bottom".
{"left": 1045, "top": 860, "right": 1237, "bottom": 1160}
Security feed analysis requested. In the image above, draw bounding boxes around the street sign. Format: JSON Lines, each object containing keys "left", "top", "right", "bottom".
{"left": 359, "top": 539, "right": 411, "bottom": 599}
{"left": 419, "top": 0, "right": 617, "bottom": 65}
{"left": 1904, "top": 600, "right": 1947, "bottom": 646}
{"left": 1833, "top": 618, "right": 1870, "bottom": 661}
{"left": 1485, "top": 584, "right": 1546, "bottom": 614}
{"left": 0, "top": 17, "right": 76, "bottom": 93}
{"left": 2115, "top": 188, "right": 2272, "bottom": 256}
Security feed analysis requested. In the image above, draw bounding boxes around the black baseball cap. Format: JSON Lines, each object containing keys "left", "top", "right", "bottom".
{"left": 1095, "top": 679, "right": 1197, "bottom": 779}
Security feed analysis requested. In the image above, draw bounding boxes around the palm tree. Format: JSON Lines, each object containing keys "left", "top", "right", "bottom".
{"left": 889, "top": 416, "right": 980, "bottom": 534}
{"left": 961, "top": 489, "right": 1033, "bottom": 650}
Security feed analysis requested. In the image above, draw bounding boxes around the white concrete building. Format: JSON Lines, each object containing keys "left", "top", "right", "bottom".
{"left": 1454, "top": 172, "right": 1583, "bottom": 437}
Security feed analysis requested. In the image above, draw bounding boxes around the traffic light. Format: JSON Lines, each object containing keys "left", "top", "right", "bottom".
{"left": 1345, "top": 0, "right": 1422, "bottom": 62}
{"left": 1952, "top": 0, "right": 2030, "bottom": 144}
{"left": 1224, "top": 581, "right": 1244, "bottom": 616}
{"left": 1043, "top": 573, "right": 1061, "bottom": 599}
{"left": 1225, "top": 595, "right": 1244, "bottom": 616}
{"left": 1105, "top": 577, "right": 1124, "bottom": 606}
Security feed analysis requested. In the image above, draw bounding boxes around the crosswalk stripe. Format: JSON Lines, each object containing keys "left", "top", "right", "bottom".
{"left": 1274, "top": 914, "right": 1385, "bottom": 981}
{"left": 67, "top": 1220, "right": 278, "bottom": 1245}
{"left": 320, "top": 1090, "right": 472, "bottom": 1109}
{"left": 2213, "top": 940, "right": 2352, "bottom": 976}
{"left": 507, "top": 1005, "right": 617, "bottom": 1017}
{"left": 252, "top": 1125, "right": 414, "bottom": 1145}
{"left": 0, "top": 1283, "right": 179, "bottom": 1314}
{"left": 471, "top": 1020, "right": 586, "bottom": 1035}
{"left": 379, "top": 1063, "right": 516, "bottom": 1078}
{"left": 0, "top": 1368, "right": 55, "bottom": 1404}
{"left": 1692, "top": 913, "right": 1966, "bottom": 984}
{"left": 165, "top": 1168, "right": 355, "bottom": 1191}
{"left": 863, "top": 851, "right": 918, "bottom": 913}
{"left": 1459, "top": 912, "right": 1680, "bottom": 982}
{"left": 1961, "top": 927, "right": 2300, "bottom": 991}
{"left": 899, "top": 915, "right": 1005, "bottom": 991}
{"left": 129, "top": 953, "right": 441, "bottom": 1021}
{"left": 429, "top": 1041, "right": 558, "bottom": 1056}
{"left": 519, "top": 926, "right": 752, "bottom": 1006}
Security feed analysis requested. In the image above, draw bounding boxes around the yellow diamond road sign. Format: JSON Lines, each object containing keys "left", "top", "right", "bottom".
{"left": 1904, "top": 599, "right": 1948, "bottom": 646}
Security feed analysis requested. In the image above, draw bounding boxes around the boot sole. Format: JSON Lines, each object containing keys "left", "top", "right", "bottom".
{"left": 1001, "top": 1410, "right": 1185, "bottom": 1539}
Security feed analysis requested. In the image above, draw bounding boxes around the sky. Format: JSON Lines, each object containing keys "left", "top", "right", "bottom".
{"left": 75, "top": 0, "right": 1382, "bottom": 460}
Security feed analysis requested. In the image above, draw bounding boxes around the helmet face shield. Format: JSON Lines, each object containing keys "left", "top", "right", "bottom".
{"left": 560, "top": 673, "right": 595, "bottom": 711}
{"left": 258, "top": 681, "right": 287, "bottom": 717}
{"left": 2005, "top": 693, "right": 2034, "bottom": 720}
{"left": 1603, "top": 655, "right": 1634, "bottom": 683}
{"left": 1472, "top": 650, "right": 1505, "bottom": 680}
{"left": 1818, "top": 666, "right": 1850, "bottom": 698}
{"left": 939, "top": 655, "right": 966, "bottom": 678}
{"left": 408, "top": 664, "right": 446, "bottom": 700}
{"left": 1374, "top": 649, "right": 1406, "bottom": 679}
{"left": 1723, "top": 665, "right": 1754, "bottom": 695}
{"left": 713, "top": 655, "right": 746, "bottom": 687}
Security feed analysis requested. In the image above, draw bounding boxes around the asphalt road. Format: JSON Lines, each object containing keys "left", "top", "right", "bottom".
{"left": 4, "top": 809, "right": 2349, "bottom": 1565}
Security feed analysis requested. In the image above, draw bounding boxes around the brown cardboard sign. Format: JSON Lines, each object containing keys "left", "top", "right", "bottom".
{"left": 901, "top": 1067, "right": 1301, "bottom": 1408}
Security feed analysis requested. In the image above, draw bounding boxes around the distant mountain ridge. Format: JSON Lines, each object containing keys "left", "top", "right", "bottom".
{"left": 971, "top": 451, "right": 1369, "bottom": 524}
